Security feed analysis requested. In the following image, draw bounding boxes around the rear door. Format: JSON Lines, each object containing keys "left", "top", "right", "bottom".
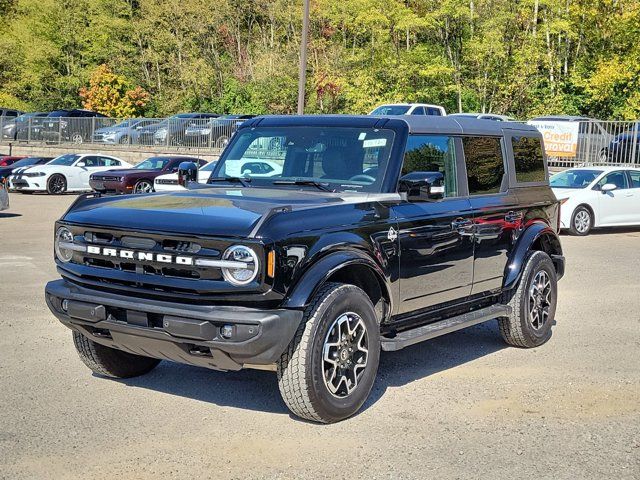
{"left": 462, "top": 135, "right": 521, "bottom": 295}
{"left": 627, "top": 170, "right": 640, "bottom": 225}
{"left": 393, "top": 135, "right": 474, "bottom": 314}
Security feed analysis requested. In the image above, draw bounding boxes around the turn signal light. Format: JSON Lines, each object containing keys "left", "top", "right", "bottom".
{"left": 267, "top": 250, "right": 276, "bottom": 278}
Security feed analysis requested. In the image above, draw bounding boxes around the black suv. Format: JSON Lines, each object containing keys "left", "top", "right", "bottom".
{"left": 40, "top": 109, "right": 110, "bottom": 144}
{"left": 45, "top": 115, "right": 564, "bottom": 423}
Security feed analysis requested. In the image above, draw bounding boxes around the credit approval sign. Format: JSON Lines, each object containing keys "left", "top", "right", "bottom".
{"left": 528, "top": 120, "right": 579, "bottom": 158}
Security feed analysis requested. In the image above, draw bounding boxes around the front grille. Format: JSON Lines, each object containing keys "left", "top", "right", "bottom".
{"left": 57, "top": 225, "right": 265, "bottom": 300}
{"left": 92, "top": 175, "right": 120, "bottom": 182}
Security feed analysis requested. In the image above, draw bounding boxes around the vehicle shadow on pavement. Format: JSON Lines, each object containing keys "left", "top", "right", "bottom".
{"left": 363, "top": 321, "right": 506, "bottom": 413}
{"left": 0, "top": 213, "right": 21, "bottom": 218}
{"left": 117, "top": 321, "right": 506, "bottom": 419}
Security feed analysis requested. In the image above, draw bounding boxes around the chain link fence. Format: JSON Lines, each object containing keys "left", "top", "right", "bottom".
{"left": 2, "top": 115, "right": 639, "bottom": 169}
{"left": 0, "top": 115, "right": 247, "bottom": 151}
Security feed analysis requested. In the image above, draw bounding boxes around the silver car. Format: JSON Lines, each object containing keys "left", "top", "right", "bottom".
{"left": 0, "top": 181, "right": 9, "bottom": 211}
{"left": 92, "top": 118, "right": 160, "bottom": 145}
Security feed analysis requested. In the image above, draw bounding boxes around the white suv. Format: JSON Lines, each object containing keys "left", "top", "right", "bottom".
{"left": 369, "top": 103, "right": 446, "bottom": 116}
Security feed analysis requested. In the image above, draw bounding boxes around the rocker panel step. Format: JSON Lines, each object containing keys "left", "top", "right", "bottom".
{"left": 381, "top": 304, "right": 511, "bottom": 352}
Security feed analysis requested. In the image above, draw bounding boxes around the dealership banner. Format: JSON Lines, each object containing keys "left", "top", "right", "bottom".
{"left": 528, "top": 121, "right": 580, "bottom": 158}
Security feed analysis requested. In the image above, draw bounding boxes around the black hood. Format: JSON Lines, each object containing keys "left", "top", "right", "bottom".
{"left": 62, "top": 187, "right": 347, "bottom": 238}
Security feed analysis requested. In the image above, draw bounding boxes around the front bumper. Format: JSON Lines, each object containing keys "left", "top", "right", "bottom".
{"left": 10, "top": 176, "right": 46, "bottom": 191}
{"left": 45, "top": 279, "right": 303, "bottom": 371}
{"left": 89, "top": 179, "right": 127, "bottom": 194}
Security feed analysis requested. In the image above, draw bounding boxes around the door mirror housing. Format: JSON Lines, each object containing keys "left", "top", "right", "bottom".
{"left": 399, "top": 171, "right": 445, "bottom": 201}
{"left": 600, "top": 183, "right": 617, "bottom": 193}
{"left": 76, "top": 161, "right": 86, "bottom": 167}
{"left": 178, "top": 161, "right": 198, "bottom": 188}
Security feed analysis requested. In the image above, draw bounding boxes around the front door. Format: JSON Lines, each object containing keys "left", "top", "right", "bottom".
{"left": 595, "top": 170, "right": 636, "bottom": 225}
{"left": 394, "top": 135, "right": 474, "bottom": 314}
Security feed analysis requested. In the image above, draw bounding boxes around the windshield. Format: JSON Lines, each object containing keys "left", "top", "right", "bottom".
{"left": 550, "top": 169, "right": 602, "bottom": 189}
{"left": 134, "top": 157, "right": 171, "bottom": 170}
{"left": 370, "top": 105, "right": 410, "bottom": 115}
{"left": 49, "top": 154, "right": 80, "bottom": 166}
{"left": 112, "top": 120, "right": 135, "bottom": 128}
{"left": 212, "top": 126, "right": 395, "bottom": 193}
{"left": 48, "top": 110, "right": 71, "bottom": 118}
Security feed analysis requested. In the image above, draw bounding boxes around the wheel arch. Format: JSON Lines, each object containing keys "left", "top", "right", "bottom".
{"left": 503, "top": 221, "right": 564, "bottom": 291}
{"left": 282, "top": 250, "right": 392, "bottom": 323}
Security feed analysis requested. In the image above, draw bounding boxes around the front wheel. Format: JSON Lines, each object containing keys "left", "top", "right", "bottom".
{"left": 71, "top": 132, "right": 84, "bottom": 144}
{"left": 499, "top": 251, "right": 558, "bottom": 348}
{"left": 47, "top": 174, "right": 67, "bottom": 194}
{"left": 277, "top": 283, "right": 380, "bottom": 423}
{"left": 133, "top": 179, "right": 154, "bottom": 194}
{"left": 570, "top": 206, "right": 592, "bottom": 236}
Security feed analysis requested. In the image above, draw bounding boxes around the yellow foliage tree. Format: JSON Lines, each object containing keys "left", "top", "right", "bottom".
{"left": 79, "top": 65, "right": 150, "bottom": 118}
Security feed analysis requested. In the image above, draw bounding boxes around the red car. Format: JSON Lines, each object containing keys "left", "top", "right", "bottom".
{"left": 0, "top": 156, "right": 26, "bottom": 167}
{"left": 89, "top": 156, "right": 207, "bottom": 194}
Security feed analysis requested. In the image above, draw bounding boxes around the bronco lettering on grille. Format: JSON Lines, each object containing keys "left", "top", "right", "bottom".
{"left": 86, "top": 245, "right": 194, "bottom": 265}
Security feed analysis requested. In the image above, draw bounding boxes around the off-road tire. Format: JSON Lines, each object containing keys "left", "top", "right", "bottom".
{"left": 277, "top": 283, "right": 380, "bottom": 423}
{"left": 72, "top": 331, "right": 160, "bottom": 378}
{"left": 47, "top": 174, "right": 67, "bottom": 194}
{"left": 499, "top": 251, "right": 557, "bottom": 348}
{"left": 569, "top": 205, "right": 592, "bottom": 236}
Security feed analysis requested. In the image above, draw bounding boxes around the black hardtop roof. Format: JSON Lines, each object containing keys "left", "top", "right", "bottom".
{"left": 241, "top": 114, "right": 540, "bottom": 137}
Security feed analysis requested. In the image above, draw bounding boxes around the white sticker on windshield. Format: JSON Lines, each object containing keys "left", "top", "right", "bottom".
{"left": 358, "top": 132, "right": 367, "bottom": 141}
{"left": 363, "top": 138, "right": 387, "bottom": 148}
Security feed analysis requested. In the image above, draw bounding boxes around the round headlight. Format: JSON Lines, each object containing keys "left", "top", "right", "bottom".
{"left": 221, "top": 245, "right": 259, "bottom": 286}
{"left": 54, "top": 227, "right": 74, "bottom": 263}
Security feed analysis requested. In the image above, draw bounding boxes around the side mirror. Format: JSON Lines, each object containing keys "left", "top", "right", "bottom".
{"left": 178, "top": 161, "right": 198, "bottom": 188}
{"left": 76, "top": 161, "right": 86, "bottom": 167}
{"left": 600, "top": 183, "right": 617, "bottom": 193}
{"left": 399, "top": 171, "right": 445, "bottom": 201}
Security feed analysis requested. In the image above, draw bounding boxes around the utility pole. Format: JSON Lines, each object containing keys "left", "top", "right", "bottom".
{"left": 297, "top": 0, "right": 310, "bottom": 115}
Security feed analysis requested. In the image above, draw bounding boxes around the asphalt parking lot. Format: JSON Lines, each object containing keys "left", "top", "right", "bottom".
{"left": 1, "top": 193, "right": 638, "bottom": 480}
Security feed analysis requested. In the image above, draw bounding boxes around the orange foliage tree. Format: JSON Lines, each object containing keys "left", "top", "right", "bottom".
{"left": 79, "top": 65, "right": 150, "bottom": 118}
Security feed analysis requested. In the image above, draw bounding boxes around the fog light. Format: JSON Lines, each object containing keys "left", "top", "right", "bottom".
{"left": 61, "top": 299, "right": 69, "bottom": 312}
{"left": 220, "top": 325, "right": 234, "bottom": 339}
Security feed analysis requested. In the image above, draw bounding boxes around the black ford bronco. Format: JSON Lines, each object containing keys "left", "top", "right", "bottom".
{"left": 46, "top": 115, "right": 565, "bottom": 423}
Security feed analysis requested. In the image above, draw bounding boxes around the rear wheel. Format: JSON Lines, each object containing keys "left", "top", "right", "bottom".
{"left": 119, "top": 135, "right": 130, "bottom": 145}
{"left": 72, "top": 331, "right": 160, "bottom": 378}
{"left": 277, "top": 283, "right": 380, "bottom": 423}
{"left": 47, "top": 174, "right": 66, "bottom": 194}
{"left": 570, "top": 206, "right": 592, "bottom": 236}
{"left": 499, "top": 251, "right": 557, "bottom": 348}
{"left": 71, "top": 132, "right": 84, "bottom": 144}
{"left": 215, "top": 135, "right": 230, "bottom": 149}
{"left": 133, "top": 179, "right": 154, "bottom": 194}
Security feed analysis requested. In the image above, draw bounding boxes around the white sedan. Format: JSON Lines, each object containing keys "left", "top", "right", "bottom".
{"left": 10, "top": 153, "right": 131, "bottom": 194}
{"left": 551, "top": 166, "right": 640, "bottom": 235}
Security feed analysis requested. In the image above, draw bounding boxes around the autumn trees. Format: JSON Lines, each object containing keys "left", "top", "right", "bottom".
{"left": 0, "top": 0, "right": 638, "bottom": 119}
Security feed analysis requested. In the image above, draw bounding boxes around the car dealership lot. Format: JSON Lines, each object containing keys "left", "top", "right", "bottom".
{"left": 1, "top": 193, "right": 638, "bottom": 479}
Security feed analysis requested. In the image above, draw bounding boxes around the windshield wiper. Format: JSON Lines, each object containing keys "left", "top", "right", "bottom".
{"left": 272, "top": 179, "right": 333, "bottom": 192}
{"left": 209, "top": 176, "right": 252, "bottom": 187}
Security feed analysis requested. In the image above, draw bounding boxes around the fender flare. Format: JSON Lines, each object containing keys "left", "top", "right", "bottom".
{"left": 503, "top": 222, "right": 564, "bottom": 290}
{"left": 282, "top": 250, "right": 392, "bottom": 311}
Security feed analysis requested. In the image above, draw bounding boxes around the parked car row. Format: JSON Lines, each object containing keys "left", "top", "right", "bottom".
{"left": 0, "top": 108, "right": 256, "bottom": 148}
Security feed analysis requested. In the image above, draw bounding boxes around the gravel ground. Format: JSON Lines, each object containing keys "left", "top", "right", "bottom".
{"left": 1, "top": 193, "right": 638, "bottom": 479}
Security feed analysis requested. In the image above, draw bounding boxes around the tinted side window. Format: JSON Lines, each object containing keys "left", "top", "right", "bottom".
{"left": 426, "top": 107, "right": 442, "bottom": 116}
{"left": 629, "top": 171, "right": 640, "bottom": 188}
{"left": 597, "top": 171, "right": 629, "bottom": 190}
{"left": 411, "top": 107, "right": 425, "bottom": 116}
{"left": 512, "top": 136, "right": 546, "bottom": 183}
{"left": 462, "top": 137, "right": 505, "bottom": 195}
{"left": 402, "top": 135, "right": 458, "bottom": 197}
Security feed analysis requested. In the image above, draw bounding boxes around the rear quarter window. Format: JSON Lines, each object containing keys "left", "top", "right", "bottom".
{"left": 512, "top": 136, "right": 546, "bottom": 183}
